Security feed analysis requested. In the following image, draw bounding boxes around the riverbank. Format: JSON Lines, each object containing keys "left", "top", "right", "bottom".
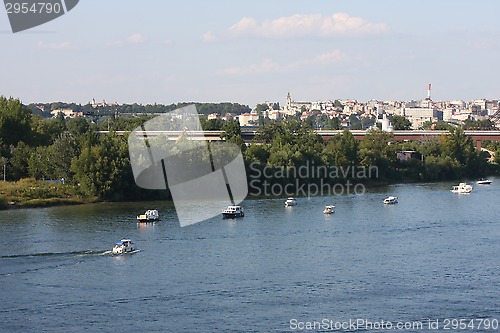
{"left": 2, "top": 172, "right": 498, "bottom": 210}
{"left": 0, "top": 178, "right": 96, "bottom": 210}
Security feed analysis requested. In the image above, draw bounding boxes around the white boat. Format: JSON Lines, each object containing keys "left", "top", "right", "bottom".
{"left": 137, "top": 209, "right": 159, "bottom": 222}
{"left": 285, "top": 197, "right": 297, "bottom": 207}
{"left": 323, "top": 205, "right": 335, "bottom": 214}
{"left": 222, "top": 205, "right": 244, "bottom": 218}
{"left": 112, "top": 239, "right": 139, "bottom": 255}
{"left": 476, "top": 178, "right": 492, "bottom": 185}
{"left": 383, "top": 196, "right": 398, "bottom": 204}
{"left": 451, "top": 182, "right": 473, "bottom": 194}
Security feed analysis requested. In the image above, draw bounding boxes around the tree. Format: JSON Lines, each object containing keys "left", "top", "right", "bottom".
{"left": 28, "top": 133, "right": 79, "bottom": 180}
{"left": 463, "top": 119, "right": 496, "bottom": 130}
{"left": 71, "top": 134, "right": 134, "bottom": 200}
{"left": 334, "top": 100, "right": 343, "bottom": 109}
{"left": 328, "top": 117, "right": 341, "bottom": 130}
{"left": 200, "top": 118, "right": 224, "bottom": 130}
{"left": 255, "top": 104, "right": 268, "bottom": 112}
{"left": 8, "top": 141, "right": 33, "bottom": 180}
{"left": 244, "top": 144, "right": 269, "bottom": 164}
{"left": 221, "top": 120, "right": 245, "bottom": 151}
{"left": 390, "top": 115, "right": 412, "bottom": 130}
{"left": 442, "top": 127, "right": 486, "bottom": 176}
{"left": 66, "top": 117, "right": 90, "bottom": 137}
{"left": 358, "top": 129, "right": 397, "bottom": 178}
{"left": 0, "top": 96, "right": 32, "bottom": 146}
{"left": 322, "top": 130, "right": 359, "bottom": 169}
{"left": 31, "top": 115, "right": 67, "bottom": 146}
{"left": 422, "top": 121, "right": 453, "bottom": 130}
{"left": 348, "top": 114, "right": 362, "bottom": 130}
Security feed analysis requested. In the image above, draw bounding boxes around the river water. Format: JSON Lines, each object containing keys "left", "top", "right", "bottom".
{"left": 1, "top": 180, "right": 499, "bottom": 332}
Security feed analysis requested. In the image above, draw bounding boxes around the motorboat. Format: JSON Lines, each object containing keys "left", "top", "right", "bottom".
{"left": 222, "top": 205, "right": 244, "bottom": 218}
{"left": 285, "top": 197, "right": 297, "bottom": 207}
{"left": 476, "top": 178, "right": 492, "bottom": 185}
{"left": 112, "top": 239, "right": 139, "bottom": 255}
{"left": 323, "top": 205, "right": 335, "bottom": 214}
{"left": 451, "top": 182, "right": 473, "bottom": 194}
{"left": 137, "top": 209, "right": 159, "bottom": 222}
{"left": 383, "top": 196, "right": 398, "bottom": 204}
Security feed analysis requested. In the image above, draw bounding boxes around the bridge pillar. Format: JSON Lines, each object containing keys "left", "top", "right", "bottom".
{"left": 476, "top": 140, "right": 482, "bottom": 152}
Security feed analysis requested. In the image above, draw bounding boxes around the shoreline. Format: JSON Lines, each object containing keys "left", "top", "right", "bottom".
{"left": 1, "top": 176, "right": 495, "bottom": 211}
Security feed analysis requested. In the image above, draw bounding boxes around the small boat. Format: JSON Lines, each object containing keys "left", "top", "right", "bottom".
{"left": 451, "top": 182, "right": 473, "bottom": 194}
{"left": 285, "top": 197, "right": 297, "bottom": 207}
{"left": 383, "top": 196, "right": 398, "bottom": 204}
{"left": 137, "top": 209, "right": 159, "bottom": 222}
{"left": 112, "top": 239, "right": 139, "bottom": 255}
{"left": 222, "top": 205, "right": 244, "bottom": 218}
{"left": 323, "top": 205, "right": 335, "bottom": 214}
{"left": 476, "top": 178, "right": 492, "bottom": 185}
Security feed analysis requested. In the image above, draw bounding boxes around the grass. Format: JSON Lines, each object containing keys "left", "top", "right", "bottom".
{"left": 0, "top": 178, "right": 96, "bottom": 209}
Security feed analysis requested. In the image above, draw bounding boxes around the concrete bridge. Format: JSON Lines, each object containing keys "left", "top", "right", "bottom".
{"left": 103, "top": 130, "right": 500, "bottom": 150}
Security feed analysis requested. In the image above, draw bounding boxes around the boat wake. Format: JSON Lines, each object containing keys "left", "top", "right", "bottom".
{"left": 1, "top": 250, "right": 113, "bottom": 259}
{"left": 0, "top": 249, "right": 131, "bottom": 277}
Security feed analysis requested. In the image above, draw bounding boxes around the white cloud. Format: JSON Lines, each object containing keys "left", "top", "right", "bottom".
{"left": 127, "top": 33, "right": 145, "bottom": 44}
{"left": 37, "top": 41, "right": 79, "bottom": 50}
{"left": 218, "top": 49, "right": 347, "bottom": 75}
{"left": 313, "top": 50, "right": 347, "bottom": 64}
{"left": 218, "top": 58, "right": 280, "bottom": 75}
{"left": 228, "top": 13, "right": 389, "bottom": 38}
{"left": 107, "top": 33, "right": 147, "bottom": 47}
{"left": 201, "top": 31, "right": 217, "bottom": 43}
{"left": 228, "top": 17, "right": 258, "bottom": 35}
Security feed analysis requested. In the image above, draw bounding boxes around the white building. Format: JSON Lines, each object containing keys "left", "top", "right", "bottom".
{"left": 401, "top": 107, "right": 443, "bottom": 129}
{"left": 238, "top": 112, "right": 259, "bottom": 127}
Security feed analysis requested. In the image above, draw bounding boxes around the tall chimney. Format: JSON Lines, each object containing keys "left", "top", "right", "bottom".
{"left": 427, "top": 83, "right": 431, "bottom": 100}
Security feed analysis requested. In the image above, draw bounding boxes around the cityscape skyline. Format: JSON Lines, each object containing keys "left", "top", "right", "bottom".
{"left": 1, "top": 0, "right": 500, "bottom": 107}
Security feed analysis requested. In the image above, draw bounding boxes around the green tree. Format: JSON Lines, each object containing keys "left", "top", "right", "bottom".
{"left": 31, "top": 115, "right": 67, "bottom": 146}
{"left": 201, "top": 118, "right": 224, "bottom": 130}
{"left": 322, "top": 130, "right": 359, "bottom": 169}
{"left": 328, "top": 117, "right": 341, "bottom": 130}
{"left": 244, "top": 144, "right": 269, "bottom": 164}
{"left": 66, "top": 117, "right": 90, "bottom": 137}
{"left": 348, "top": 114, "right": 362, "bottom": 130}
{"left": 9, "top": 141, "right": 33, "bottom": 180}
{"left": 0, "top": 96, "right": 32, "bottom": 146}
{"left": 463, "top": 119, "right": 496, "bottom": 130}
{"left": 334, "top": 100, "right": 343, "bottom": 109}
{"left": 442, "top": 127, "right": 485, "bottom": 176}
{"left": 390, "top": 115, "right": 412, "bottom": 130}
{"left": 71, "top": 134, "right": 133, "bottom": 200}
{"left": 221, "top": 120, "right": 245, "bottom": 151}
{"left": 28, "top": 133, "right": 79, "bottom": 180}
{"left": 358, "top": 129, "right": 396, "bottom": 178}
{"left": 422, "top": 121, "right": 453, "bottom": 130}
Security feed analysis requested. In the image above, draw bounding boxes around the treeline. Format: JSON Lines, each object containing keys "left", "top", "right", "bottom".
{"left": 27, "top": 101, "right": 251, "bottom": 118}
{"left": 0, "top": 97, "right": 249, "bottom": 202}
{"left": 242, "top": 120, "right": 498, "bottom": 193}
{"left": 1, "top": 96, "right": 499, "bottom": 204}
{"left": 1, "top": 97, "right": 165, "bottom": 201}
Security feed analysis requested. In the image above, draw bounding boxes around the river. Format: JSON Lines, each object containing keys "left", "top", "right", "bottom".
{"left": 1, "top": 179, "right": 499, "bottom": 332}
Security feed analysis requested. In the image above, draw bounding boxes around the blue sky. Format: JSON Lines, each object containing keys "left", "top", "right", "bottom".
{"left": 1, "top": 0, "right": 500, "bottom": 107}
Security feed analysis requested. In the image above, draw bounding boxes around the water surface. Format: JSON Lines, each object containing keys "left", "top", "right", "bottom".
{"left": 1, "top": 180, "right": 499, "bottom": 332}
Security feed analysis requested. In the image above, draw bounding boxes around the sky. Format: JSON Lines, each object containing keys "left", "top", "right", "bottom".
{"left": 1, "top": 0, "right": 500, "bottom": 108}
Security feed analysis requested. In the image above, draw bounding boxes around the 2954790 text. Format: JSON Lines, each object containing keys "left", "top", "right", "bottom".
{"left": 432, "top": 318, "right": 498, "bottom": 330}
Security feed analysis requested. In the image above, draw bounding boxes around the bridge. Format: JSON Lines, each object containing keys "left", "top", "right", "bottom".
{"left": 102, "top": 130, "right": 500, "bottom": 150}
